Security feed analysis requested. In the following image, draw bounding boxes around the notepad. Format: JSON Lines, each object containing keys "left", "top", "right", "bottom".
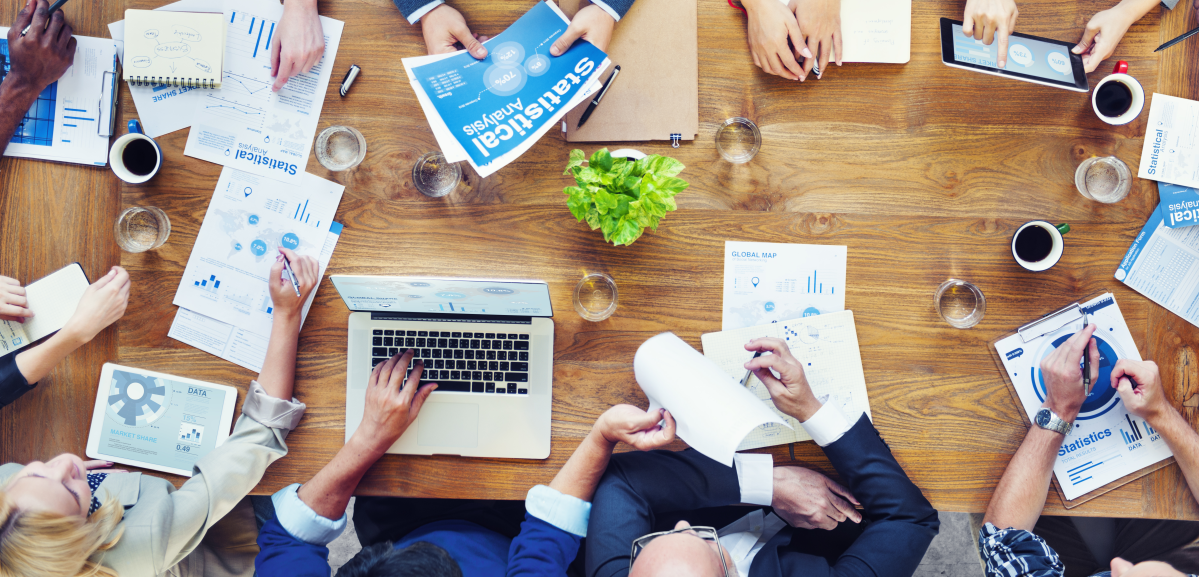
{"left": 0, "top": 263, "right": 90, "bottom": 354}
{"left": 122, "top": 9, "right": 225, "bottom": 88}
{"left": 701, "top": 311, "right": 872, "bottom": 450}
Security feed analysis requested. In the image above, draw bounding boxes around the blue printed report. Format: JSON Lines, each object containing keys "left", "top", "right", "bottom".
{"left": 1157, "top": 182, "right": 1199, "bottom": 228}
{"left": 403, "top": 2, "right": 610, "bottom": 177}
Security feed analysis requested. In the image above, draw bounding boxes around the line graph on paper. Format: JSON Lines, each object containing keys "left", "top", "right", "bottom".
{"left": 201, "top": 95, "right": 265, "bottom": 129}
{"left": 223, "top": 73, "right": 271, "bottom": 100}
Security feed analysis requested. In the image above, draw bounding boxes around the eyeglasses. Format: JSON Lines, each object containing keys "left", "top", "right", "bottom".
{"left": 629, "top": 526, "right": 731, "bottom": 577}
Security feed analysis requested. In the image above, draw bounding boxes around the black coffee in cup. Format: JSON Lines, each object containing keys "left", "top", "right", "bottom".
{"left": 1096, "top": 81, "right": 1133, "bottom": 118}
{"left": 122, "top": 139, "right": 158, "bottom": 176}
{"left": 1014, "top": 225, "right": 1053, "bottom": 262}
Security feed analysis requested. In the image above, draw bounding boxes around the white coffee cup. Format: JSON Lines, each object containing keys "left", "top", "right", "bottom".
{"left": 1011, "top": 221, "right": 1070, "bottom": 272}
{"left": 109, "top": 119, "right": 162, "bottom": 184}
{"left": 1091, "top": 61, "right": 1144, "bottom": 126}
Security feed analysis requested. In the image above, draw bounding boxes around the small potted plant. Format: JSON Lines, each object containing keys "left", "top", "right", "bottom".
{"left": 562, "top": 148, "right": 689, "bottom": 246}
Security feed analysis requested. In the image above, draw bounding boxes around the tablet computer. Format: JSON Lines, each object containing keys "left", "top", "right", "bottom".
{"left": 939, "top": 18, "right": 1088, "bottom": 92}
{"left": 86, "top": 363, "right": 238, "bottom": 477}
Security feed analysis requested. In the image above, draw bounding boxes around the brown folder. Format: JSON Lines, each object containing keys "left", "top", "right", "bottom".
{"left": 559, "top": 0, "right": 698, "bottom": 144}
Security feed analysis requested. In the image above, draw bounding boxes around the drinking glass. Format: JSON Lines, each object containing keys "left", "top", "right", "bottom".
{"left": 115, "top": 206, "right": 170, "bottom": 253}
{"left": 315, "top": 125, "right": 367, "bottom": 171}
{"left": 412, "top": 152, "right": 462, "bottom": 198}
{"left": 935, "top": 279, "right": 985, "bottom": 329}
{"left": 715, "top": 117, "right": 761, "bottom": 164}
{"left": 574, "top": 273, "right": 618, "bottom": 321}
{"left": 1075, "top": 156, "right": 1131, "bottom": 203}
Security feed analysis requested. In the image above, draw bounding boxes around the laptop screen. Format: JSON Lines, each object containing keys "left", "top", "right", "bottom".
{"left": 329, "top": 276, "right": 553, "bottom": 317}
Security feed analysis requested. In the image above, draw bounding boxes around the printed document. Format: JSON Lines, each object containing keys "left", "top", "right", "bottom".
{"left": 702, "top": 311, "right": 871, "bottom": 450}
{"left": 723, "top": 241, "right": 847, "bottom": 330}
{"left": 169, "top": 222, "right": 341, "bottom": 372}
{"left": 184, "top": 0, "right": 343, "bottom": 184}
{"left": 172, "top": 167, "right": 342, "bottom": 340}
{"left": 1116, "top": 203, "right": 1199, "bottom": 329}
{"left": 1, "top": 30, "right": 115, "bottom": 165}
{"left": 1139, "top": 93, "right": 1199, "bottom": 188}
{"left": 403, "top": 1, "right": 608, "bottom": 177}
{"left": 995, "top": 294, "right": 1172, "bottom": 500}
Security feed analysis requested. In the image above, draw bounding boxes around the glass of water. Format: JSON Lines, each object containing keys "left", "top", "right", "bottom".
{"left": 935, "top": 279, "right": 985, "bottom": 329}
{"left": 1075, "top": 156, "right": 1131, "bottom": 203}
{"left": 716, "top": 117, "right": 761, "bottom": 164}
{"left": 315, "top": 125, "right": 367, "bottom": 171}
{"left": 574, "top": 273, "right": 618, "bottom": 321}
{"left": 412, "top": 151, "right": 462, "bottom": 198}
{"left": 115, "top": 206, "right": 170, "bottom": 253}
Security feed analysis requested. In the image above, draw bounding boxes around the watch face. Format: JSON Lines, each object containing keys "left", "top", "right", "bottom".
{"left": 1035, "top": 409, "right": 1050, "bottom": 427}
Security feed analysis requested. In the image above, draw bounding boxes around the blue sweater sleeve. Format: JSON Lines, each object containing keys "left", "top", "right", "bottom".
{"left": 507, "top": 513, "right": 582, "bottom": 577}
{"left": 0, "top": 351, "right": 33, "bottom": 409}
{"left": 255, "top": 515, "right": 333, "bottom": 577}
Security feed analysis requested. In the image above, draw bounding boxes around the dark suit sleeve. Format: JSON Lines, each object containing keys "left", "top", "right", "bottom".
{"left": 392, "top": 0, "right": 442, "bottom": 22}
{"left": 255, "top": 515, "right": 333, "bottom": 577}
{"left": 586, "top": 449, "right": 741, "bottom": 577}
{"left": 592, "top": 0, "right": 635, "bottom": 19}
{"left": 0, "top": 352, "right": 34, "bottom": 409}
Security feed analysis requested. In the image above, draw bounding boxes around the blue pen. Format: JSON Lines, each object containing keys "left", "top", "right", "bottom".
{"left": 282, "top": 256, "right": 301, "bottom": 297}
{"left": 1082, "top": 313, "right": 1092, "bottom": 394}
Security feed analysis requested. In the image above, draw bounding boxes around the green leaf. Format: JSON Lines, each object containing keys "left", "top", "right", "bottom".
{"left": 564, "top": 149, "right": 586, "bottom": 175}
{"left": 585, "top": 207, "right": 602, "bottom": 229}
{"left": 647, "top": 155, "right": 685, "bottom": 177}
{"left": 630, "top": 156, "right": 651, "bottom": 177}
{"left": 564, "top": 186, "right": 587, "bottom": 221}
{"left": 612, "top": 217, "right": 646, "bottom": 246}
{"left": 651, "top": 175, "right": 689, "bottom": 197}
{"left": 590, "top": 148, "right": 613, "bottom": 173}
{"left": 592, "top": 189, "right": 619, "bottom": 214}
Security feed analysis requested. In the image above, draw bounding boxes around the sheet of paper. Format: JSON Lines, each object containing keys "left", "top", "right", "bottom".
{"left": 634, "top": 332, "right": 787, "bottom": 467}
{"left": 1139, "top": 93, "right": 1199, "bottom": 188}
{"left": 1156, "top": 182, "right": 1199, "bottom": 228}
{"left": 995, "top": 294, "right": 1172, "bottom": 500}
{"left": 172, "top": 167, "right": 343, "bottom": 337}
{"left": 702, "top": 310, "right": 871, "bottom": 450}
{"left": 723, "top": 241, "right": 847, "bottom": 330}
{"left": 774, "top": 0, "right": 910, "bottom": 63}
{"left": 1, "top": 31, "right": 115, "bottom": 165}
{"left": 109, "top": 0, "right": 219, "bottom": 138}
{"left": 0, "top": 318, "right": 28, "bottom": 354}
{"left": 1116, "top": 205, "right": 1199, "bottom": 329}
{"left": 402, "top": 1, "right": 607, "bottom": 177}
{"left": 184, "top": 0, "right": 343, "bottom": 184}
{"left": 169, "top": 222, "right": 340, "bottom": 372}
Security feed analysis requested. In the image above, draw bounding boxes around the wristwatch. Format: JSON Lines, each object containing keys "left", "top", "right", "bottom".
{"left": 1034, "top": 407, "right": 1073, "bottom": 435}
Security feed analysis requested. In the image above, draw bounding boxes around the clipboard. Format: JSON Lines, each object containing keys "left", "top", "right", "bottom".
{"left": 558, "top": 0, "right": 698, "bottom": 145}
{"left": 989, "top": 293, "right": 1176, "bottom": 508}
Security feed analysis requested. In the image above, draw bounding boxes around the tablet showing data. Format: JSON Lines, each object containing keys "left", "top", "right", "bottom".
{"left": 939, "top": 18, "right": 1088, "bottom": 92}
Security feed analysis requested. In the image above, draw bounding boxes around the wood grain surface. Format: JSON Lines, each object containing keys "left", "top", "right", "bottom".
{"left": 3, "top": 0, "right": 1199, "bottom": 519}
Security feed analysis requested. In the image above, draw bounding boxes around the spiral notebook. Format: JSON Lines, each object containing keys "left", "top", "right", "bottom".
{"left": 122, "top": 9, "right": 225, "bottom": 88}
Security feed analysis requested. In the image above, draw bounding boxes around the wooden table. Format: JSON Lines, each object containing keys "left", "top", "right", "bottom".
{"left": 4, "top": 0, "right": 1199, "bottom": 519}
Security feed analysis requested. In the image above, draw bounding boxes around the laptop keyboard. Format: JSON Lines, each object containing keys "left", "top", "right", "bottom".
{"left": 370, "top": 330, "right": 531, "bottom": 395}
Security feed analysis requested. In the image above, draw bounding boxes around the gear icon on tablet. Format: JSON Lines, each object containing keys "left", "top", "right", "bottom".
{"left": 106, "top": 370, "right": 170, "bottom": 427}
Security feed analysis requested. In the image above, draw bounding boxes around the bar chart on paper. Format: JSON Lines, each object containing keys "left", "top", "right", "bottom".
{"left": 723, "top": 241, "right": 848, "bottom": 329}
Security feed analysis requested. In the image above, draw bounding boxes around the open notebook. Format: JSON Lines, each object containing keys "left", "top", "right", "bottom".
{"left": 0, "top": 263, "right": 90, "bottom": 354}
{"left": 122, "top": 9, "right": 226, "bottom": 88}
{"left": 701, "top": 310, "right": 872, "bottom": 449}
{"left": 773, "top": 0, "right": 911, "bottom": 63}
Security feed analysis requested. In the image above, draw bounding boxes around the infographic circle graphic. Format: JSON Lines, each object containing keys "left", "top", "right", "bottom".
{"left": 281, "top": 232, "right": 300, "bottom": 250}
{"left": 525, "top": 54, "right": 550, "bottom": 77}
{"left": 492, "top": 42, "right": 526, "bottom": 66}
{"left": 1033, "top": 332, "right": 1124, "bottom": 420}
{"left": 484, "top": 65, "right": 527, "bottom": 97}
{"left": 106, "top": 370, "right": 170, "bottom": 427}
{"left": 250, "top": 240, "right": 268, "bottom": 256}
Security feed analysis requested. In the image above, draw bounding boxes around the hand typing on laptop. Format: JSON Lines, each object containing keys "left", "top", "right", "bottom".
{"left": 355, "top": 349, "right": 438, "bottom": 454}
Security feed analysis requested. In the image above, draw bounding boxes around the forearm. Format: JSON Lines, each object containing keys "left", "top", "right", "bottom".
{"left": 1114, "top": 0, "right": 1159, "bottom": 21}
{"left": 1151, "top": 409, "right": 1199, "bottom": 501}
{"left": 549, "top": 428, "right": 615, "bottom": 502}
{"left": 984, "top": 427, "right": 1064, "bottom": 531}
{"left": 14, "top": 330, "right": 84, "bottom": 384}
{"left": 296, "top": 435, "right": 383, "bottom": 520}
{"left": 256, "top": 311, "right": 301, "bottom": 400}
{"left": 0, "top": 81, "right": 39, "bottom": 147}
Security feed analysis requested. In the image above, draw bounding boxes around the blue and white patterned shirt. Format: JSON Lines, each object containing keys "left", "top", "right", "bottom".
{"left": 978, "top": 522, "right": 1065, "bottom": 577}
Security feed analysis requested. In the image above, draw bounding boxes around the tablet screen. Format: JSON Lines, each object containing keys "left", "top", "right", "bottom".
{"left": 949, "top": 23, "right": 1076, "bottom": 82}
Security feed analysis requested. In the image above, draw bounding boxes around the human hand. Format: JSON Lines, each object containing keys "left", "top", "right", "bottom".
{"left": 742, "top": 0, "right": 811, "bottom": 81}
{"left": 962, "top": 0, "right": 1018, "bottom": 67}
{"left": 1038, "top": 324, "right": 1098, "bottom": 422}
{"left": 421, "top": 4, "right": 488, "bottom": 59}
{"left": 61, "top": 267, "right": 129, "bottom": 345}
{"left": 771, "top": 466, "right": 861, "bottom": 530}
{"left": 550, "top": 5, "right": 615, "bottom": 55}
{"left": 0, "top": 276, "right": 32, "bottom": 323}
{"left": 1111, "top": 359, "right": 1172, "bottom": 424}
{"left": 4, "top": 0, "right": 76, "bottom": 97}
{"left": 744, "top": 337, "right": 821, "bottom": 421}
{"left": 793, "top": 0, "right": 842, "bottom": 78}
{"left": 83, "top": 460, "right": 127, "bottom": 474}
{"left": 595, "top": 405, "right": 676, "bottom": 450}
{"left": 267, "top": 248, "right": 319, "bottom": 318}
{"left": 1072, "top": 5, "right": 1138, "bottom": 73}
{"left": 354, "top": 348, "right": 437, "bottom": 453}
{"left": 270, "top": 0, "right": 324, "bottom": 91}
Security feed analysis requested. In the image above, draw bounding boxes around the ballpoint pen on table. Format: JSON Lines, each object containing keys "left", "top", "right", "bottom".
{"left": 576, "top": 65, "right": 621, "bottom": 129}
{"left": 1156, "top": 25, "right": 1199, "bottom": 52}
{"left": 740, "top": 350, "right": 764, "bottom": 387}
{"left": 20, "top": 0, "right": 71, "bottom": 37}
{"left": 1082, "top": 313, "right": 1092, "bottom": 395}
{"left": 282, "top": 256, "right": 302, "bottom": 297}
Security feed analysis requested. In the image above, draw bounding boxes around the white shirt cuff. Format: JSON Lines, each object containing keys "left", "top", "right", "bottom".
{"left": 525, "top": 484, "right": 591, "bottom": 537}
{"left": 271, "top": 483, "right": 348, "bottom": 546}
{"left": 800, "top": 403, "right": 852, "bottom": 447}
{"left": 589, "top": 0, "right": 622, "bottom": 21}
{"left": 408, "top": 0, "right": 444, "bottom": 24}
{"left": 733, "top": 453, "right": 774, "bottom": 506}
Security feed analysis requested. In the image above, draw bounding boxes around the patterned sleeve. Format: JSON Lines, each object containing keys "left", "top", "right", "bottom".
{"left": 977, "top": 522, "right": 1065, "bottom": 577}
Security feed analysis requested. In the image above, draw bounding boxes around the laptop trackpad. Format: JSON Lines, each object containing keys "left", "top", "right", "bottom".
{"left": 418, "top": 403, "right": 479, "bottom": 448}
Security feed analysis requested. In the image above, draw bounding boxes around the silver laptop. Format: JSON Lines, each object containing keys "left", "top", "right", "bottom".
{"left": 331, "top": 275, "right": 554, "bottom": 459}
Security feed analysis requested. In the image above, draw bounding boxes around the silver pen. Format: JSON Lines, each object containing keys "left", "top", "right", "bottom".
{"left": 740, "top": 351, "right": 763, "bottom": 386}
{"left": 282, "top": 256, "right": 302, "bottom": 297}
{"left": 20, "top": 0, "right": 71, "bottom": 37}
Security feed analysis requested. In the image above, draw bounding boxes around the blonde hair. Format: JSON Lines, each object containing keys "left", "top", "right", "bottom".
{"left": 0, "top": 484, "right": 125, "bottom": 577}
